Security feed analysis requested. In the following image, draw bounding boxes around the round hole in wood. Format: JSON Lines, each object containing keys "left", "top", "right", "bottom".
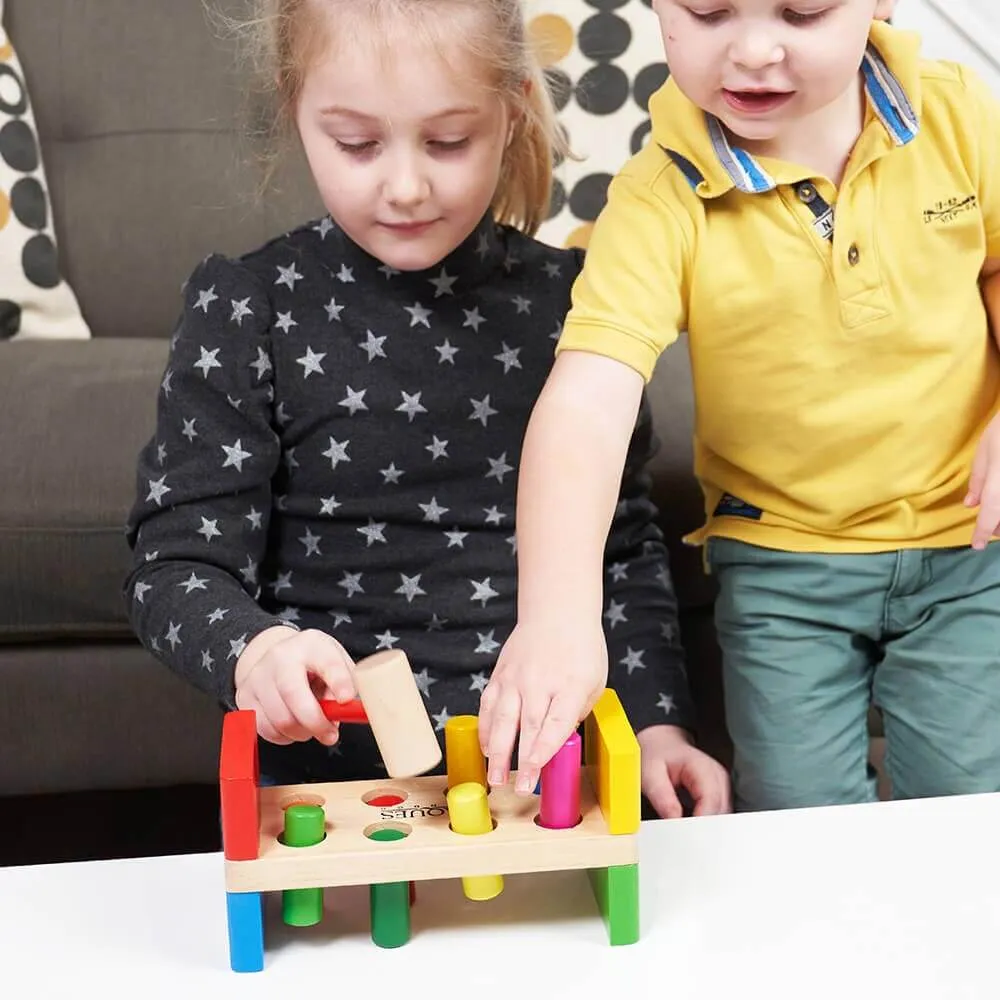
{"left": 364, "top": 821, "right": 412, "bottom": 841}
{"left": 533, "top": 813, "right": 583, "bottom": 830}
{"left": 448, "top": 817, "right": 498, "bottom": 833}
{"left": 279, "top": 792, "right": 326, "bottom": 810}
{"left": 362, "top": 787, "right": 408, "bottom": 808}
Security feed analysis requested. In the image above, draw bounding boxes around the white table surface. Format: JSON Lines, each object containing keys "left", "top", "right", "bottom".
{"left": 4, "top": 793, "right": 1000, "bottom": 998}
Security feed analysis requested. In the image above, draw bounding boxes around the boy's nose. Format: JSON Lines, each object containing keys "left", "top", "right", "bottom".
{"left": 730, "top": 30, "right": 784, "bottom": 70}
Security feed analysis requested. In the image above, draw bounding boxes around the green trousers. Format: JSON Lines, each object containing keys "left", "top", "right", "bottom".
{"left": 708, "top": 538, "right": 1000, "bottom": 811}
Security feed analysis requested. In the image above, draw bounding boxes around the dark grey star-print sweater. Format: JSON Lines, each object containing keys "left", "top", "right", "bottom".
{"left": 124, "top": 213, "right": 695, "bottom": 765}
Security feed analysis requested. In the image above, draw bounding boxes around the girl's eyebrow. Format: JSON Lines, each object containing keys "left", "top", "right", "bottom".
{"left": 319, "top": 105, "right": 481, "bottom": 121}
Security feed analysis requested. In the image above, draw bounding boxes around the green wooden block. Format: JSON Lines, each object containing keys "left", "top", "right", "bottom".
{"left": 588, "top": 863, "right": 639, "bottom": 945}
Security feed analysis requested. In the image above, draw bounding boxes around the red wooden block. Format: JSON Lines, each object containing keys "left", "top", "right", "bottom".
{"left": 220, "top": 710, "right": 260, "bottom": 861}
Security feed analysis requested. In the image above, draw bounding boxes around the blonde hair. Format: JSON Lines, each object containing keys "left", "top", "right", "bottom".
{"left": 225, "top": 0, "right": 567, "bottom": 235}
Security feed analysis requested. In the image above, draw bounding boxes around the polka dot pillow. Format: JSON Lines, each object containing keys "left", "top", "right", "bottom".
{"left": 0, "top": 2, "right": 90, "bottom": 340}
{"left": 529, "top": 0, "right": 668, "bottom": 252}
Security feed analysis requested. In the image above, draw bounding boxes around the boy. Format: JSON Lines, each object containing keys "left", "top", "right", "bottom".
{"left": 477, "top": 1, "right": 1000, "bottom": 810}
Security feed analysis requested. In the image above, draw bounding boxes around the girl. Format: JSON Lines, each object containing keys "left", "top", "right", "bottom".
{"left": 125, "top": 0, "right": 730, "bottom": 818}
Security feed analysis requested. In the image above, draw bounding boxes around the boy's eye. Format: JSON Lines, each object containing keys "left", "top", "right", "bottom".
{"left": 687, "top": 8, "right": 728, "bottom": 24}
{"left": 783, "top": 7, "right": 828, "bottom": 24}
{"left": 428, "top": 138, "right": 470, "bottom": 152}
{"left": 335, "top": 139, "right": 378, "bottom": 156}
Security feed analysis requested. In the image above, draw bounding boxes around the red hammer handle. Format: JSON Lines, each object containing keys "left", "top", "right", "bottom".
{"left": 319, "top": 698, "right": 369, "bottom": 724}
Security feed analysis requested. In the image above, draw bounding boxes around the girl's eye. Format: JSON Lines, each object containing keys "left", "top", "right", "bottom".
{"left": 688, "top": 9, "right": 728, "bottom": 24}
{"left": 783, "top": 8, "right": 828, "bottom": 24}
{"left": 335, "top": 139, "right": 378, "bottom": 156}
{"left": 429, "top": 138, "right": 470, "bottom": 152}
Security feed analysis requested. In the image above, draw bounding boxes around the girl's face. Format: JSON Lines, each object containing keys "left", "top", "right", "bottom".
{"left": 296, "top": 23, "right": 512, "bottom": 271}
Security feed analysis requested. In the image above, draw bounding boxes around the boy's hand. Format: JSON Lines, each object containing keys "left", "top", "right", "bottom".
{"left": 478, "top": 619, "right": 608, "bottom": 794}
{"left": 966, "top": 412, "right": 1000, "bottom": 550}
{"left": 638, "top": 724, "right": 732, "bottom": 819}
{"left": 234, "top": 626, "right": 357, "bottom": 745}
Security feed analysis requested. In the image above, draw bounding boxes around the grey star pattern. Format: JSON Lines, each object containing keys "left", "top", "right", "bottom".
{"left": 230, "top": 298, "right": 253, "bottom": 326}
{"left": 358, "top": 519, "right": 388, "bottom": 547}
{"left": 296, "top": 347, "right": 326, "bottom": 378}
{"left": 359, "top": 330, "right": 387, "bottom": 361}
{"left": 380, "top": 464, "right": 404, "bottom": 484}
{"left": 195, "top": 286, "right": 218, "bottom": 312}
{"left": 435, "top": 339, "right": 459, "bottom": 364}
{"left": 222, "top": 439, "right": 252, "bottom": 473}
{"left": 469, "top": 395, "right": 498, "bottom": 427}
{"left": 604, "top": 600, "right": 628, "bottom": 629}
{"left": 395, "top": 574, "right": 426, "bottom": 603}
{"left": 419, "top": 497, "right": 449, "bottom": 523}
{"left": 404, "top": 302, "right": 432, "bottom": 328}
{"left": 194, "top": 346, "right": 222, "bottom": 379}
{"left": 276, "top": 263, "right": 304, "bottom": 291}
{"left": 396, "top": 391, "right": 427, "bottom": 422}
{"left": 340, "top": 387, "right": 368, "bottom": 415}
{"left": 127, "top": 223, "right": 693, "bottom": 758}
{"left": 426, "top": 436, "right": 449, "bottom": 461}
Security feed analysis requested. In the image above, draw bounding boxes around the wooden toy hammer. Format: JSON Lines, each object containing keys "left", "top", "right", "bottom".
{"left": 319, "top": 649, "right": 442, "bottom": 779}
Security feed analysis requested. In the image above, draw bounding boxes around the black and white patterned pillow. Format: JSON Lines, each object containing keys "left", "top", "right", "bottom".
{"left": 530, "top": 0, "right": 668, "bottom": 251}
{"left": 0, "top": 1, "right": 89, "bottom": 340}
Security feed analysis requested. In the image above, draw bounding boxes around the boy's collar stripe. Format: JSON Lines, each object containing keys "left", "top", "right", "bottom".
{"left": 862, "top": 43, "right": 919, "bottom": 144}
{"left": 706, "top": 114, "right": 776, "bottom": 193}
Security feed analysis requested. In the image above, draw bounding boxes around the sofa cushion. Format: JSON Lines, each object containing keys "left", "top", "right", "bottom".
{"left": 0, "top": 2, "right": 89, "bottom": 340}
{"left": 3, "top": 0, "right": 322, "bottom": 342}
{"left": 0, "top": 338, "right": 167, "bottom": 639}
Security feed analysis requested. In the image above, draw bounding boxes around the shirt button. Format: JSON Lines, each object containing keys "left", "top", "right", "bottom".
{"left": 797, "top": 183, "right": 817, "bottom": 204}
{"left": 847, "top": 243, "right": 860, "bottom": 266}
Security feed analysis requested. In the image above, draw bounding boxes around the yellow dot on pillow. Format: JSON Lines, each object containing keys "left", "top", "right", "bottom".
{"left": 564, "top": 222, "right": 593, "bottom": 249}
{"left": 0, "top": 189, "right": 9, "bottom": 231}
{"left": 528, "top": 14, "right": 574, "bottom": 66}
{"left": 0, "top": 42, "right": 12, "bottom": 62}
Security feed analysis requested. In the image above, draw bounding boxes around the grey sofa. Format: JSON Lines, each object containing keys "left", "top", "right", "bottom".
{"left": 0, "top": 0, "right": 729, "bottom": 802}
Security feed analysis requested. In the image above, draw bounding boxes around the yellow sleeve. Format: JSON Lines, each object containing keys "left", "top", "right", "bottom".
{"left": 555, "top": 169, "right": 690, "bottom": 383}
{"left": 960, "top": 65, "right": 1000, "bottom": 259}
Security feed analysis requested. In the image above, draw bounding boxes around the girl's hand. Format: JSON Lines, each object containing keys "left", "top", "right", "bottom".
{"left": 966, "top": 412, "right": 1000, "bottom": 550}
{"left": 637, "top": 725, "right": 732, "bottom": 819}
{"left": 234, "top": 626, "right": 357, "bottom": 745}
{"left": 478, "top": 618, "right": 608, "bottom": 794}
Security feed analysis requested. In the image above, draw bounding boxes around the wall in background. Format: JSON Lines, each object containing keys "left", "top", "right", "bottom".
{"left": 893, "top": 0, "right": 1000, "bottom": 92}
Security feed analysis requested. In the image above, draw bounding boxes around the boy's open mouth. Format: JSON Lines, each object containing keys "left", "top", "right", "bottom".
{"left": 722, "top": 89, "right": 795, "bottom": 114}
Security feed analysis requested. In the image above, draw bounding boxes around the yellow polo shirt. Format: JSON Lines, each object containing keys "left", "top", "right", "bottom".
{"left": 557, "top": 21, "right": 1000, "bottom": 552}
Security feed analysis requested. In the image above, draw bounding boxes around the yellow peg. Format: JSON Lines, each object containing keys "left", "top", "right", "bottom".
{"left": 445, "top": 715, "right": 487, "bottom": 790}
{"left": 446, "top": 781, "right": 503, "bottom": 901}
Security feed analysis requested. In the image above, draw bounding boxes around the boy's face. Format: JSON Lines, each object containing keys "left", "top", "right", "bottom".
{"left": 652, "top": 0, "right": 897, "bottom": 148}
{"left": 296, "top": 21, "right": 511, "bottom": 272}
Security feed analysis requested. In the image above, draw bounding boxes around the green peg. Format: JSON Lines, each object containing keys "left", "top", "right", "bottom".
{"left": 367, "top": 827, "right": 411, "bottom": 948}
{"left": 281, "top": 804, "right": 326, "bottom": 927}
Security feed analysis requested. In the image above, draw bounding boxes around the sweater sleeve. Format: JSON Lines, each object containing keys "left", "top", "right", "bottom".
{"left": 124, "top": 254, "right": 290, "bottom": 709}
{"left": 602, "top": 390, "right": 697, "bottom": 735}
